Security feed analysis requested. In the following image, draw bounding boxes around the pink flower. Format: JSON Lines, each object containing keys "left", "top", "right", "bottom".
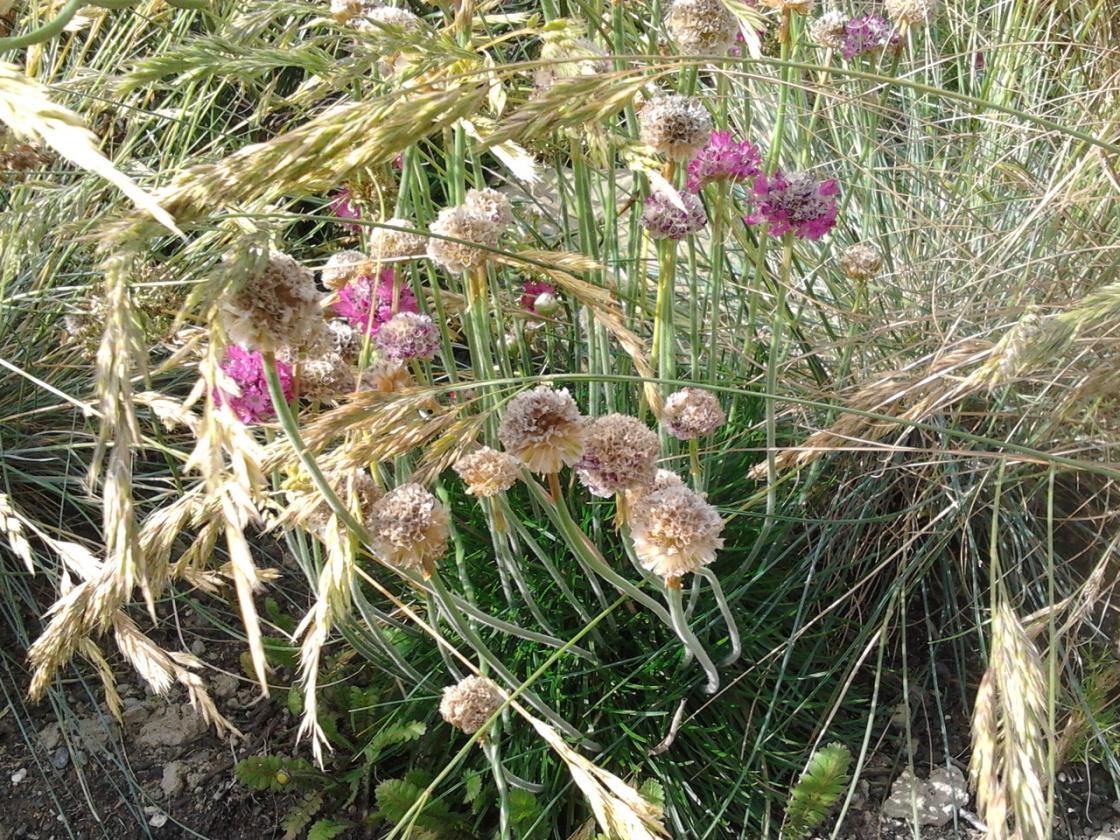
{"left": 520, "top": 280, "right": 557, "bottom": 314}
{"left": 641, "top": 190, "right": 708, "bottom": 240}
{"left": 331, "top": 188, "right": 361, "bottom": 232}
{"left": 841, "top": 14, "right": 899, "bottom": 59}
{"left": 215, "top": 345, "right": 293, "bottom": 424}
{"left": 334, "top": 268, "right": 419, "bottom": 335}
{"left": 745, "top": 171, "right": 839, "bottom": 240}
{"left": 686, "top": 130, "right": 764, "bottom": 190}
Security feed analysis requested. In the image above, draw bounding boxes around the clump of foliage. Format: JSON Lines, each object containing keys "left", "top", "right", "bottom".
{"left": 0, "top": 0, "right": 1117, "bottom": 837}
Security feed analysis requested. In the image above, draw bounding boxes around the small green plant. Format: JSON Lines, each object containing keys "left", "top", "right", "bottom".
{"left": 780, "top": 743, "right": 852, "bottom": 840}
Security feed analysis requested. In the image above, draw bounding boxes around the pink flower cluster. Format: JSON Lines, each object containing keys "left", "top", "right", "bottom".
{"left": 520, "top": 280, "right": 556, "bottom": 314}
{"left": 686, "top": 131, "right": 763, "bottom": 190}
{"left": 841, "top": 14, "right": 899, "bottom": 59}
{"left": 334, "top": 268, "right": 419, "bottom": 335}
{"left": 331, "top": 188, "right": 361, "bottom": 232}
{"left": 745, "top": 171, "right": 840, "bottom": 240}
{"left": 215, "top": 345, "right": 293, "bottom": 424}
{"left": 641, "top": 190, "right": 708, "bottom": 241}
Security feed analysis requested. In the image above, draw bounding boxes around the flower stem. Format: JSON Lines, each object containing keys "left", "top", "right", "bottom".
{"left": 697, "top": 567, "right": 741, "bottom": 666}
{"left": 666, "top": 583, "right": 719, "bottom": 694}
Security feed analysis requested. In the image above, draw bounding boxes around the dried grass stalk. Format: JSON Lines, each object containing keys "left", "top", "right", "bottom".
{"left": 969, "top": 602, "right": 1050, "bottom": 840}
{"left": 0, "top": 491, "right": 32, "bottom": 572}
{"left": 0, "top": 63, "right": 179, "bottom": 233}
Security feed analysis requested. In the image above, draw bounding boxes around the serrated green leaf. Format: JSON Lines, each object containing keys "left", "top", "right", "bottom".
{"left": 782, "top": 743, "right": 852, "bottom": 839}
{"left": 638, "top": 778, "right": 666, "bottom": 809}
{"left": 376, "top": 777, "right": 424, "bottom": 825}
{"left": 307, "top": 818, "right": 353, "bottom": 840}
{"left": 363, "top": 720, "right": 427, "bottom": 762}
{"left": 463, "top": 771, "right": 483, "bottom": 805}
{"left": 235, "top": 755, "right": 313, "bottom": 792}
{"left": 287, "top": 685, "right": 304, "bottom": 717}
{"left": 508, "top": 788, "right": 542, "bottom": 835}
{"left": 282, "top": 791, "right": 325, "bottom": 840}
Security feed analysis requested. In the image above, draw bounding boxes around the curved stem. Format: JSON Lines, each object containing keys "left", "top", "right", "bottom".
{"left": 0, "top": 0, "right": 83, "bottom": 52}
{"left": 503, "top": 768, "right": 545, "bottom": 794}
{"left": 504, "top": 498, "right": 600, "bottom": 628}
{"left": 263, "top": 354, "right": 592, "bottom": 659}
{"left": 345, "top": 587, "right": 424, "bottom": 683}
{"left": 526, "top": 478, "right": 675, "bottom": 630}
{"left": 698, "top": 567, "right": 741, "bottom": 667}
{"left": 483, "top": 740, "right": 511, "bottom": 840}
{"left": 666, "top": 584, "right": 719, "bottom": 694}
{"left": 425, "top": 569, "right": 595, "bottom": 747}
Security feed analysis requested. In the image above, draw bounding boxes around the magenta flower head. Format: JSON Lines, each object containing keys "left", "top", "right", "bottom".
{"left": 841, "top": 14, "right": 899, "bottom": 59}
{"left": 520, "top": 280, "right": 557, "bottom": 314}
{"left": 686, "top": 130, "right": 763, "bottom": 190}
{"left": 745, "top": 171, "right": 839, "bottom": 240}
{"left": 331, "top": 188, "right": 361, "bottom": 232}
{"left": 641, "top": 190, "right": 708, "bottom": 241}
{"left": 215, "top": 345, "right": 293, "bottom": 424}
{"left": 334, "top": 268, "right": 419, "bottom": 336}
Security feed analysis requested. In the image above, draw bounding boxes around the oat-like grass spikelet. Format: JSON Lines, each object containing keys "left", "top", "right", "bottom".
{"left": 969, "top": 670, "right": 1006, "bottom": 840}
{"left": 109, "top": 82, "right": 487, "bottom": 235}
{"left": 79, "top": 639, "right": 123, "bottom": 722}
{"left": 0, "top": 63, "right": 179, "bottom": 234}
{"left": 266, "top": 388, "right": 460, "bottom": 473}
{"left": 113, "top": 613, "right": 240, "bottom": 738}
{"left": 0, "top": 492, "right": 32, "bottom": 572}
{"left": 413, "top": 413, "right": 491, "bottom": 485}
{"left": 294, "top": 517, "right": 356, "bottom": 764}
{"left": 481, "top": 72, "right": 650, "bottom": 151}
{"left": 527, "top": 714, "right": 668, "bottom": 839}
{"left": 91, "top": 253, "right": 151, "bottom": 620}
{"left": 969, "top": 603, "right": 1049, "bottom": 840}
{"left": 752, "top": 340, "right": 995, "bottom": 477}
{"left": 27, "top": 563, "right": 126, "bottom": 699}
{"left": 184, "top": 343, "right": 271, "bottom": 694}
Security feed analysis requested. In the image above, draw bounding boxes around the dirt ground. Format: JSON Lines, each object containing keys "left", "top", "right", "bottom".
{"left": 0, "top": 615, "right": 297, "bottom": 840}
{"left": 3, "top": 611, "right": 1119, "bottom": 839}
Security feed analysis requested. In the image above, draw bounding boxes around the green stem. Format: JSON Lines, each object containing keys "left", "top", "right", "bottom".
{"left": 425, "top": 569, "right": 593, "bottom": 746}
{"left": 0, "top": 0, "right": 83, "bottom": 52}
{"left": 666, "top": 584, "right": 719, "bottom": 693}
{"left": 697, "top": 568, "right": 741, "bottom": 666}
{"left": 483, "top": 740, "right": 511, "bottom": 840}
{"left": 526, "top": 477, "right": 676, "bottom": 630}
{"left": 762, "top": 237, "right": 794, "bottom": 531}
